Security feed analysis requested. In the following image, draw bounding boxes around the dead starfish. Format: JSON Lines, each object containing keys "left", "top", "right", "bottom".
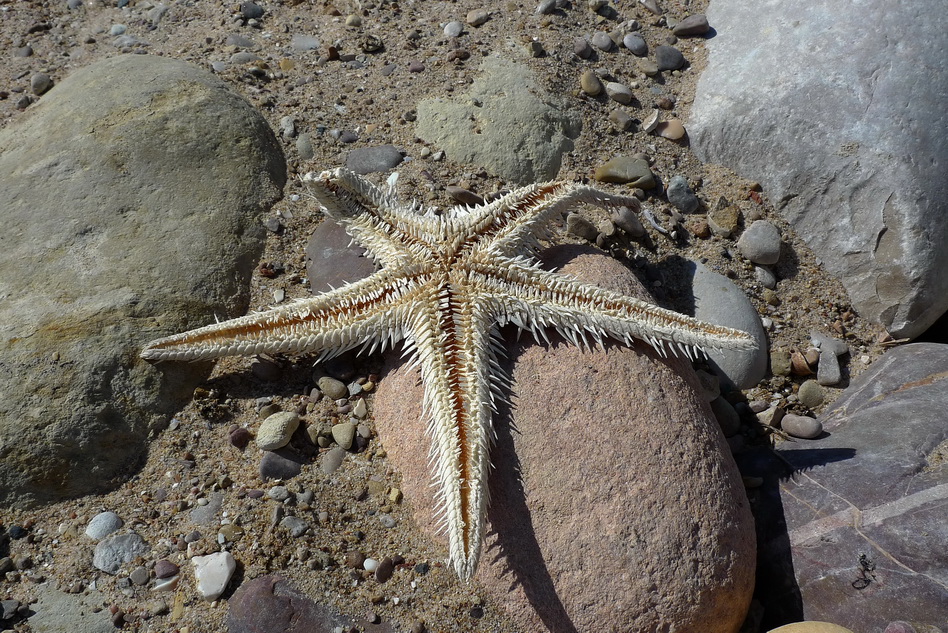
{"left": 142, "top": 167, "right": 756, "bottom": 580}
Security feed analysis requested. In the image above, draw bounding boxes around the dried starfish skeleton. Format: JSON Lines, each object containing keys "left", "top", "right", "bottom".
{"left": 141, "top": 167, "right": 756, "bottom": 580}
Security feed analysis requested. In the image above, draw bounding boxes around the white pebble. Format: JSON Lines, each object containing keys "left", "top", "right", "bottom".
{"left": 256, "top": 411, "right": 299, "bottom": 450}
{"left": 363, "top": 558, "right": 379, "bottom": 572}
{"left": 192, "top": 552, "right": 236, "bottom": 601}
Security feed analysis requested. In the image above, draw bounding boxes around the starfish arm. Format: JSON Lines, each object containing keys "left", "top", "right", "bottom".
{"left": 461, "top": 181, "right": 640, "bottom": 259}
{"left": 303, "top": 169, "right": 439, "bottom": 269}
{"left": 406, "top": 279, "right": 501, "bottom": 581}
{"left": 140, "top": 269, "right": 427, "bottom": 362}
{"left": 472, "top": 260, "right": 758, "bottom": 358}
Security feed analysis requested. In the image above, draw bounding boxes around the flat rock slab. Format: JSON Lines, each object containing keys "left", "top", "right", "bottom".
{"left": 690, "top": 1, "right": 948, "bottom": 338}
{"left": 742, "top": 343, "right": 948, "bottom": 629}
{"left": 374, "top": 245, "right": 756, "bottom": 633}
{"left": 416, "top": 55, "right": 581, "bottom": 185}
{"left": 0, "top": 55, "right": 285, "bottom": 506}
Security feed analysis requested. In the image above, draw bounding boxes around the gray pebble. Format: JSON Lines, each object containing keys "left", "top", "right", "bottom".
{"left": 15, "top": 45, "right": 33, "bottom": 57}
{"left": 811, "top": 330, "right": 849, "bottom": 357}
{"left": 604, "top": 81, "right": 634, "bottom": 105}
{"left": 67, "top": 0, "right": 83, "bottom": 8}
{"left": 817, "top": 350, "right": 842, "bottom": 386}
{"left": 321, "top": 446, "right": 347, "bottom": 474}
{"left": 623, "top": 34, "right": 648, "bottom": 56}
{"left": 666, "top": 175, "right": 699, "bottom": 213}
{"left": 345, "top": 145, "right": 403, "bottom": 175}
{"left": 781, "top": 414, "right": 823, "bottom": 439}
{"left": 317, "top": 376, "right": 348, "bottom": 400}
{"left": 591, "top": 32, "right": 613, "bottom": 51}
{"left": 189, "top": 492, "right": 223, "bottom": 525}
{"left": 30, "top": 73, "right": 53, "bottom": 96}
{"left": 798, "top": 380, "right": 824, "bottom": 409}
{"left": 710, "top": 397, "right": 741, "bottom": 437}
{"left": 331, "top": 422, "right": 357, "bottom": 450}
{"left": 109, "top": 24, "right": 127, "bottom": 36}
{"left": 737, "top": 220, "right": 781, "bottom": 265}
{"left": 755, "top": 266, "right": 777, "bottom": 289}
{"left": 93, "top": 533, "right": 149, "bottom": 575}
{"left": 609, "top": 108, "right": 634, "bottom": 131}
{"left": 279, "top": 116, "right": 296, "bottom": 139}
{"left": 259, "top": 450, "right": 303, "bottom": 480}
{"left": 225, "top": 34, "right": 255, "bottom": 48}
{"left": 466, "top": 9, "right": 490, "bottom": 26}
{"left": 296, "top": 133, "right": 314, "bottom": 160}
{"left": 536, "top": 0, "right": 557, "bottom": 14}
{"left": 211, "top": 61, "right": 228, "bottom": 73}
{"left": 573, "top": 37, "right": 593, "bottom": 59}
{"left": 291, "top": 34, "right": 320, "bottom": 51}
{"left": 130, "top": 566, "right": 150, "bottom": 586}
{"left": 446, "top": 185, "right": 484, "bottom": 207}
{"left": 280, "top": 516, "right": 309, "bottom": 537}
{"left": 655, "top": 45, "right": 686, "bottom": 71}
{"left": 267, "top": 485, "right": 291, "bottom": 502}
{"left": 85, "top": 511, "right": 124, "bottom": 540}
{"left": 443, "top": 21, "right": 464, "bottom": 37}
{"left": 673, "top": 13, "right": 710, "bottom": 36}
{"left": 240, "top": 2, "right": 265, "bottom": 19}
{"left": 379, "top": 514, "right": 397, "bottom": 528}
{"left": 230, "top": 51, "right": 261, "bottom": 65}
{"left": 566, "top": 213, "right": 599, "bottom": 241}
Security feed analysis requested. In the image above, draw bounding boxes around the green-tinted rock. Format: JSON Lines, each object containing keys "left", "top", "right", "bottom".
{"left": 593, "top": 156, "right": 656, "bottom": 189}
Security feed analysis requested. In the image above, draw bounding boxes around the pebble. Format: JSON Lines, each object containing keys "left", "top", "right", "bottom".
{"left": 352, "top": 398, "right": 368, "bottom": 419}
{"left": 707, "top": 206, "right": 739, "bottom": 238}
{"left": 317, "top": 376, "right": 348, "bottom": 400}
{"left": 256, "top": 412, "right": 300, "bottom": 451}
{"left": 790, "top": 351, "right": 813, "bottom": 376}
{"left": 154, "top": 560, "right": 179, "bottom": 579}
{"left": 375, "top": 556, "right": 395, "bottom": 582}
{"left": 656, "top": 119, "right": 686, "bottom": 140}
{"left": 810, "top": 330, "right": 849, "bottom": 357}
{"left": 345, "top": 14, "right": 361, "bottom": 27}
{"left": 672, "top": 14, "right": 710, "bottom": 36}
{"left": 345, "top": 144, "right": 404, "bottom": 175}
{"left": 192, "top": 552, "right": 236, "bottom": 601}
{"left": 623, "top": 34, "right": 648, "bottom": 56}
{"left": 737, "top": 220, "right": 782, "bottom": 265}
{"left": 770, "top": 350, "right": 792, "bottom": 376}
{"left": 30, "top": 73, "right": 53, "bottom": 96}
{"left": 408, "top": 61, "right": 425, "bottom": 73}
{"left": 109, "top": 24, "right": 127, "bottom": 36}
{"left": 379, "top": 514, "right": 397, "bottom": 528}
{"left": 229, "top": 426, "right": 253, "bottom": 449}
{"left": 755, "top": 265, "right": 777, "bottom": 289}
{"left": 291, "top": 35, "right": 320, "bottom": 51}
{"left": 573, "top": 37, "right": 593, "bottom": 59}
{"left": 225, "top": 34, "right": 255, "bottom": 48}
{"left": 817, "top": 350, "right": 842, "bottom": 386}
{"left": 580, "top": 70, "right": 603, "bottom": 96}
{"left": 604, "top": 82, "right": 634, "bottom": 105}
{"left": 279, "top": 116, "right": 296, "bottom": 139}
{"left": 230, "top": 51, "right": 261, "bottom": 64}
{"left": 280, "top": 516, "right": 309, "bottom": 537}
{"left": 267, "top": 485, "right": 291, "bottom": 502}
{"left": 666, "top": 175, "right": 699, "bottom": 213}
{"left": 130, "top": 566, "right": 150, "bottom": 586}
{"left": 536, "top": 0, "right": 557, "bottom": 14}
{"left": 443, "top": 21, "right": 464, "bottom": 37}
{"left": 639, "top": 0, "right": 662, "bottom": 15}
{"left": 591, "top": 32, "right": 613, "bottom": 51}
{"left": 446, "top": 185, "right": 484, "bottom": 206}
{"left": 85, "top": 511, "right": 124, "bottom": 540}
{"left": 612, "top": 205, "right": 645, "bottom": 238}
{"left": 466, "top": 9, "right": 489, "bottom": 26}
{"left": 321, "top": 446, "right": 347, "bottom": 474}
{"left": 710, "top": 397, "right": 741, "bottom": 437}
{"left": 331, "top": 422, "right": 357, "bottom": 450}
{"left": 593, "top": 156, "right": 655, "bottom": 189}
{"left": 655, "top": 45, "right": 686, "bottom": 71}
{"left": 93, "top": 533, "right": 149, "bottom": 574}
{"left": 608, "top": 109, "right": 634, "bottom": 131}
{"left": 15, "top": 45, "right": 33, "bottom": 57}
{"left": 781, "top": 414, "right": 823, "bottom": 439}
{"left": 259, "top": 451, "right": 302, "bottom": 480}
{"left": 363, "top": 557, "right": 379, "bottom": 572}
{"left": 239, "top": 2, "right": 264, "bottom": 19}
{"left": 798, "top": 380, "right": 824, "bottom": 409}
{"left": 296, "top": 134, "right": 314, "bottom": 160}
{"left": 566, "top": 213, "right": 599, "bottom": 241}
{"left": 346, "top": 551, "right": 366, "bottom": 568}
{"left": 637, "top": 58, "right": 660, "bottom": 76}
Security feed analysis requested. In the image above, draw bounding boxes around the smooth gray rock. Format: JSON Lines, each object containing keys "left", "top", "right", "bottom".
{"left": 344, "top": 145, "right": 403, "bottom": 174}
{"left": 84, "top": 511, "right": 123, "bottom": 540}
{"left": 0, "top": 55, "right": 285, "bottom": 507}
{"left": 305, "top": 219, "right": 376, "bottom": 294}
{"left": 416, "top": 55, "right": 581, "bottom": 184}
{"left": 737, "top": 220, "right": 781, "bottom": 265}
{"left": 666, "top": 175, "right": 700, "bottom": 213}
{"left": 690, "top": 1, "right": 948, "bottom": 339}
{"left": 747, "top": 343, "right": 948, "bottom": 629}
{"left": 690, "top": 262, "right": 768, "bottom": 389}
{"left": 27, "top": 586, "right": 114, "bottom": 633}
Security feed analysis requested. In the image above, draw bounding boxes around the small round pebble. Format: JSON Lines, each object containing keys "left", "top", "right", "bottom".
{"left": 363, "top": 557, "right": 379, "bottom": 572}
{"left": 93, "top": 533, "right": 149, "bottom": 574}
{"left": 781, "top": 414, "right": 823, "bottom": 439}
{"left": 317, "top": 376, "right": 348, "bottom": 400}
{"left": 755, "top": 266, "right": 777, "bottom": 289}
{"left": 280, "top": 516, "right": 309, "bottom": 537}
{"left": 798, "top": 380, "right": 824, "bottom": 409}
{"left": 85, "top": 511, "right": 124, "bottom": 540}
{"left": 321, "top": 446, "right": 347, "bottom": 474}
{"left": 591, "top": 32, "right": 613, "bottom": 51}
{"left": 443, "top": 21, "right": 464, "bottom": 37}
{"left": 672, "top": 14, "right": 710, "bottom": 36}
{"left": 737, "top": 220, "right": 782, "bottom": 265}
{"left": 666, "top": 175, "right": 699, "bottom": 213}
{"left": 154, "top": 559, "right": 179, "bottom": 579}
{"left": 604, "top": 81, "right": 634, "bottom": 105}
{"left": 655, "top": 45, "right": 686, "bottom": 71}
{"left": 573, "top": 37, "right": 593, "bottom": 59}
{"left": 580, "top": 70, "right": 603, "bottom": 96}
{"left": 229, "top": 427, "right": 252, "bottom": 449}
{"left": 130, "top": 566, "right": 150, "bottom": 586}
{"left": 609, "top": 108, "right": 634, "bottom": 131}
{"left": 375, "top": 556, "right": 395, "bottom": 582}
{"left": 30, "top": 73, "right": 53, "bottom": 96}
{"left": 256, "top": 412, "right": 300, "bottom": 451}
{"left": 623, "top": 33, "right": 648, "bottom": 56}
{"left": 656, "top": 119, "right": 686, "bottom": 140}
{"left": 466, "top": 9, "right": 489, "bottom": 26}
{"left": 331, "top": 422, "right": 357, "bottom": 450}
{"left": 536, "top": 0, "right": 557, "bottom": 14}
{"left": 239, "top": 2, "right": 264, "bottom": 19}
{"left": 192, "top": 551, "right": 236, "bottom": 601}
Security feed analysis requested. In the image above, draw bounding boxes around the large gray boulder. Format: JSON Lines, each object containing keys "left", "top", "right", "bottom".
{"left": 416, "top": 55, "right": 581, "bottom": 185}
{"left": 0, "top": 55, "right": 285, "bottom": 506}
{"left": 690, "top": 1, "right": 948, "bottom": 339}
{"left": 374, "top": 246, "right": 756, "bottom": 633}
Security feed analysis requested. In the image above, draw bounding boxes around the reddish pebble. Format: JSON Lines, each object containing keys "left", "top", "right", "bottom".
{"left": 229, "top": 427, "right": 252, "bottom": 449}
{"left": 154, "top": 559, "right": 179, "bottom": 579}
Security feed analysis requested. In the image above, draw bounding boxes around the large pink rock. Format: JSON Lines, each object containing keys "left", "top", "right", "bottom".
{"left": 374, "top": 246, "right": 756, "bottom": 633}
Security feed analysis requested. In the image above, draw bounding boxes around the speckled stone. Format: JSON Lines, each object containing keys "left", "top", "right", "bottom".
{"left": 256, "top": 412, "right": 300, "bottom": 451}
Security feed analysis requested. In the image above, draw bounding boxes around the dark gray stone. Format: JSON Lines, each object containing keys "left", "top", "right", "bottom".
{"left": 344, "top": 145, "right": 404, "bottom": 175}
{"left": 666, "top": 175, "right": 700, "bottom": 213}
{"left": 305, "top": 220, "right": 377, "bottom": 294}
{"left": 0, "top": 55, "right": 285, "bottom": 507}
{"left": 672, "top": 14, "right": 710, "bottom": 36}
{"left": 623, "top": 33, "right": 648, "bottom": 56}
{"left": 655, "top": 45, "right": 686, "bottom": 71}
{"left": 259, "top": 449, "right": 305, "bottom": 481}
{"left": 690, "top": 1, "right": 948, "bottom": 339}
{"left": 756, "top": 344, "right": 948, "bottom": 629}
